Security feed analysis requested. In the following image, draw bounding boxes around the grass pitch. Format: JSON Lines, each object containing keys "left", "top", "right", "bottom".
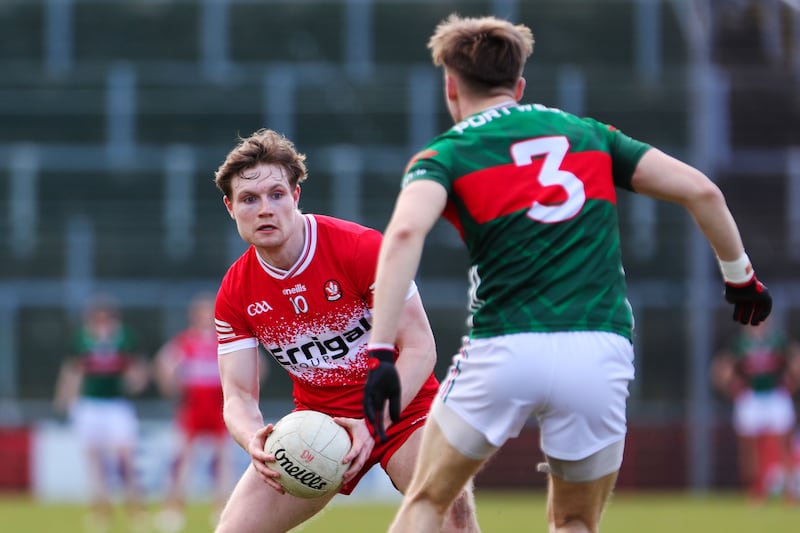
{"left": 1, "top": 490, "right": 796, "bottom": 532}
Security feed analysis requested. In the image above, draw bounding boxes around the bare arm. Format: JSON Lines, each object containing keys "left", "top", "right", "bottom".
{"left": 219, "top": 347, "right": 265, "bottom": 451}
{"left": 339, "top": 292, "right": 438, "bottom": 478}
{"left": 709, "top": 350, "right": 744, "bottom": 399}
{"left": 370, "top": 180, "right": 448, "bottom": 346}
{"left": 219, "top": 346, "right": 282, "bottom": 489}
{"left": 53, "top": 359, "right": 82, "bottom": 414}
{"left": 630, "top": 148, "right": 745, "bottom": 262}
{"left": 153, "top": 341, "right": 180, "bottom": 398}
{"left": 632, "top": 148, "right": 771, "bottom": 324}
{"left": 787, "top": 341, "right": 800, "bottom": 394}
{"left": 123, "top": 356, "right": 151, "bottom": 396}
{"left": 393, "top": 292, "right": 437, "bottom": 411}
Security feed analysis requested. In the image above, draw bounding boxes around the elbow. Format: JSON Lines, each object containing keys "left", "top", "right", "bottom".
{"left": 422, "top": 339, "right": 438, "bottom": 374}
{"left": 397, "top": 339, "right": 437, "bottom": 375}
{"left": 412, "top": 341, "right": 435, "bottom": 372}
{"left": 684, "top": 174, "right": 726, "bottom": 211}
{"left": 385, "top": 222, "right": 426, "bottom": 247}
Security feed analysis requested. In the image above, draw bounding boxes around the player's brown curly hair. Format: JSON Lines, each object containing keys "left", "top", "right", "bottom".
{"left": 214, "top": 128, "right": 308, "bottom": 199}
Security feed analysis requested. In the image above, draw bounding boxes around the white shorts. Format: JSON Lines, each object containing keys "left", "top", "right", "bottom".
{"left": 438, "top": 331, "right": 635, "bottom": 461}
{"left": 70, "top": 398, "right": 138, "bottom": 448}
{"left": 733, "top": 388, "right": 796, "bottom": 436}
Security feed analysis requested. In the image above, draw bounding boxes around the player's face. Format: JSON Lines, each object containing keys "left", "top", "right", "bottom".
{"left": 224, "top": 163, "right": 301, "bottom": 260}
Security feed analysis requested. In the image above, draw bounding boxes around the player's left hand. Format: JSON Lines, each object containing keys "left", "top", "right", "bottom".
{"left": 724, "top": 275, "right": 772, "bottom": 325}
{"left": 363, "top": 348, "right": 401, "bottom": 443}
{"left": 333, "top": 417, "right": 375, "bottom": 484}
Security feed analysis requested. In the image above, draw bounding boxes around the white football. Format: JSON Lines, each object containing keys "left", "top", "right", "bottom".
{"left": 264, "top": 410, "right": 352, "bottom": 499}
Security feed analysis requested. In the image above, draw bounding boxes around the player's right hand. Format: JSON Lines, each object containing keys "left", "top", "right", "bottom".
{"left": 249, "top": 424, "right": 284, "bottom": 492}
{"left": 363, "top": 348, "right": 401, "bottom": 443}
{"left": 333, "top": 417, "right": 374, "bottom": 484}
{"left": 724, "top": 275, "right": 772, "bottom": 325}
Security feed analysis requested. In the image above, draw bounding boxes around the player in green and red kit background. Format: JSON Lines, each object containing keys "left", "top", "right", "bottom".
{"left": 712, "top": 320, "right": 800, "bottom": 502}
{"left": 363, "top": 13, "right": 773, "bottom": 533}
{"left": 54, "top": 295, "right": 150, "bottom": 531}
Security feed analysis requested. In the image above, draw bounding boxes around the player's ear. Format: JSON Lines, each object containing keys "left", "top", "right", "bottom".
{"left": 293, "top": 185, "right": 301, "bottom": 204}
{"left": 445, "top": 72, "right": 458, "bottom": 101}
{"left": 514, "top": 77, "right": 526, "bottom": 100}
{"left": 223, "top": 195, "right": 235, "bottom": 219}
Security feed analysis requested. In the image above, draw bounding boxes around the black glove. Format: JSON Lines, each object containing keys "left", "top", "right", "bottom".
{"left": 363, "top": 348, "right": 401, "bottom": 443}
{"left": 724, "top": 276, "right": 772, "bottom": 325}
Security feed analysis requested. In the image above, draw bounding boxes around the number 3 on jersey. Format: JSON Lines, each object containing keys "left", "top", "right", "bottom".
{"left": 511, "top": 136, "right": 586, "bottom": 223}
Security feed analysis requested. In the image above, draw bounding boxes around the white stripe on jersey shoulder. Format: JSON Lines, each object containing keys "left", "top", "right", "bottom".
{"left": 215, "top": 319, "right": 233, "bottom": 333}
{"left": 256, "top": 214, "right": 318, "bottom": 280}
{"left": 218, "top": 337, "right": 259, "bottom": 356}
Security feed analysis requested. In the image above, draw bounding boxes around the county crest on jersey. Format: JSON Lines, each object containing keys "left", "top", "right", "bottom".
{"left": 403, "top": 102, "right": 652, "bottom": 341}
{"left": 214, "top": 214, "right": 434, "bottom": 417}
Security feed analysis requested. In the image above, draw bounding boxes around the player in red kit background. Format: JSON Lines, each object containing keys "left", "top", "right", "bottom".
{"left": 154, "top": 292, "right": 234, "bottom": 532}
{"left": 211, "top": 129, "right": 478, "bottom": 533}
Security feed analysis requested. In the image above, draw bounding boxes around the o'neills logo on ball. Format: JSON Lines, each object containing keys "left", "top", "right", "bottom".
{"left": 274, "top": 448, "right": 328, "bottom": 490}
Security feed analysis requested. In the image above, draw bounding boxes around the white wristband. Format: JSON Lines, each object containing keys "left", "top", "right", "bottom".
{"left": 368, "top": 342, "right": 396, "bottom": 352}
{"left": 718, "top": 253, "right": 754, "bottom": 284}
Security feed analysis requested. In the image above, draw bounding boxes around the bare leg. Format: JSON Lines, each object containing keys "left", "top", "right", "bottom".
{"left": 215, "top": 464, "right": 335, "bottom": 533}
{"left": 547, "top": 471, "right": 618, "bottom": 533}
{"left": 737, "top": 435, "right": 761, "bottom": 500}
{"left": 165, "top": 436, "right": 192, "bottom": 510}
{"left": 780, "top": 431, "right": 798, "bottom": 501}
{"left": 118, "top": 445, "right": 148, "bottom": 531}
{"left": 212, "top": 436, "right": 233, "bottom": 512}
{"left": 156, "top": 436, "right": 193, "bottom": 533}
{"left": 85, "top": 446, "right": 113, "bottom": 532}
{"left": 387, "top": 419, "right": 485, "bottom": 533}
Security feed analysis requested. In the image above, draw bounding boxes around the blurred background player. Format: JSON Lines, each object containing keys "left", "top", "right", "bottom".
{"left": 53, "top": 294, "right": 150, "bottom": 532}
{"left": 711, "top": 319, "right": 800, "bottom": 502}
{"left": 211, "top": 128, "right": 478, "bottom": 533}
{"left": 153, "top": 292, "right": 234, "bottom": 532}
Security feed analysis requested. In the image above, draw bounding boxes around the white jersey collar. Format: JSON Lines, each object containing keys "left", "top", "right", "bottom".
{"left": 256, "top": 214, "right": 318, "bottom": 280}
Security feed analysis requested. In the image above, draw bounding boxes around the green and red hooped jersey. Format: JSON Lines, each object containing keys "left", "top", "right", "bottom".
{"left": 72, "top": 325, "right": 138, "bottom": 398}
{"left": 730, "top": 330, "right": 790, "bottom": 393}
{"left": 403, "top": 102, "right": 651, "bottom": 340}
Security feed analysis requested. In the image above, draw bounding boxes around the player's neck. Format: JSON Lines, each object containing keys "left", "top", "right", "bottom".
{"left": 460, "top": 96, "right": 518, "bottom": 121}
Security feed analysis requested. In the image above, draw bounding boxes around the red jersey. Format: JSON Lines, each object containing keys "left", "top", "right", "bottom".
{"left": 169, "top": 328, "right": 226, "bottom": 437}
{"left": 215, "top": 214, "right": 438, "bottom": 419}
{"left": 171, "top": 329, "right": 221, "bottom": 389}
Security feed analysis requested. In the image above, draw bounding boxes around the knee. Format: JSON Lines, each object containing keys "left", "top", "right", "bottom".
{"left": 406, "top": 483, "right": 454, "bottom": 515}
{"left": 446, "top": 489, "right": 477, "bottom": 529}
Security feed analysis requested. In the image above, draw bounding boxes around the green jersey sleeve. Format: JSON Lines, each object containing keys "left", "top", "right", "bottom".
{"left": 582, "top": 117, "right": 651, "bottom": 191}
